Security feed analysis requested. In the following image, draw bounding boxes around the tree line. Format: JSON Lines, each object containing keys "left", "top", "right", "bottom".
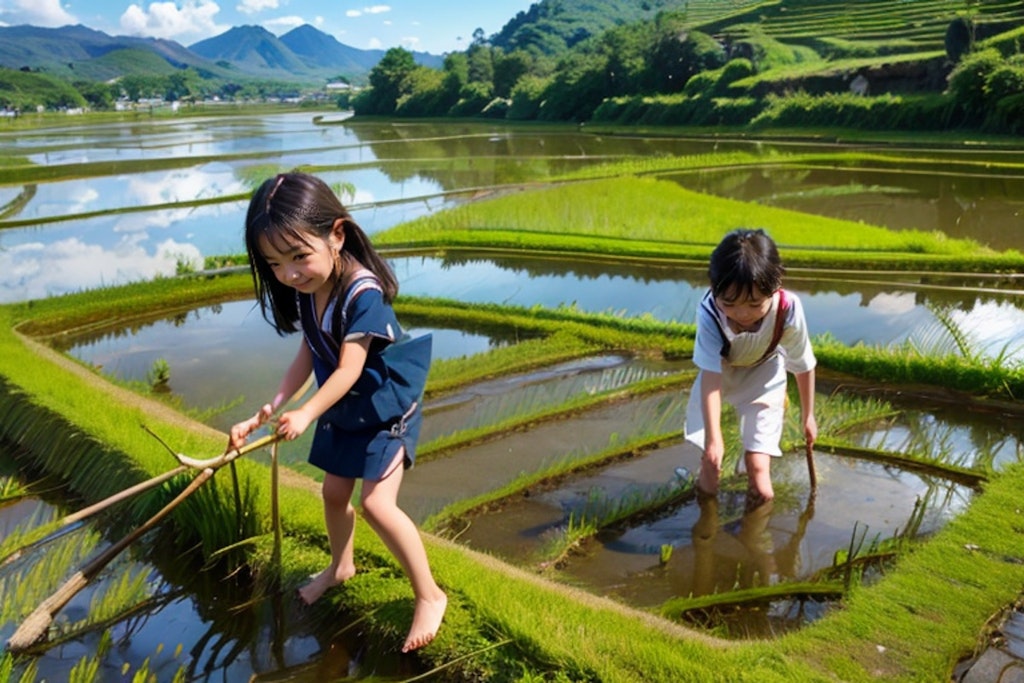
{"left": 351, "top": 12, "right": 1024, "bottom": 135}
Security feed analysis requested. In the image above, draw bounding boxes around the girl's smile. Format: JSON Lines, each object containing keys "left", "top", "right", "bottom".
{"left": 259, "top": 233, "right": 339, "bottom": 298}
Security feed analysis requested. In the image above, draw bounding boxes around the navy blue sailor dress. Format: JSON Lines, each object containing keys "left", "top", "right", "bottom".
{"left": 300, "top": 272, "right": 431, "bottom": 481}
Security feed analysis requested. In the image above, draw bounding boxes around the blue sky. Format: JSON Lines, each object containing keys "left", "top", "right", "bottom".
{"left": 0, "top": 0, "right": 536, "bottom": 53}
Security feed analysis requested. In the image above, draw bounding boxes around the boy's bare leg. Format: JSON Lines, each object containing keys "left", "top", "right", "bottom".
{"left": 744, "top": 450, "right": 774, "bottom": 512}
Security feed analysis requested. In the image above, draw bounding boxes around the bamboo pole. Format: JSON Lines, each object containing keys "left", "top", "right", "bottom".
{"left": 0, "top": 465, "right": 188, "bottom": 569}
{"left": 806, "top": 441, "right": 818, "bottom": 497}
{"left": 6, "top": 467, "right": 215, "bottom": 653}
{"left": 5, "top": 432, "right": 284, "bottom": 653}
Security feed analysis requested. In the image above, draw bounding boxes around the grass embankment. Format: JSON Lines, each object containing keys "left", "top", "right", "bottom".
{"left": 376, "top": 174, "right": 1024, "bottom": 273}
{"left": 3, "top": 172, "right": 1024, "bottom": 679}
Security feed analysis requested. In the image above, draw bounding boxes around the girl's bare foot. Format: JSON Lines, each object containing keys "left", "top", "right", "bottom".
{"left": 401, "top": 592, "right": 447, "bottom": 653}
{"left": 297, "top": 564, "right": 356, "bottom": 605}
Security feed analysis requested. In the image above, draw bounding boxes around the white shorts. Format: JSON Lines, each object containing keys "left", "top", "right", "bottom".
{"left": 684, "top": 371, "right": 786, "bottom": 456}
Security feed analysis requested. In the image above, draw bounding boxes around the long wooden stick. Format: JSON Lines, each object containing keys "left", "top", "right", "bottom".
{"left": 6, "top": 467, "right": 215, "bottom": 653}
{"left": 5, "top": 432, "right": 285, "bottom": 653}
{"left": 1, "top": 433, "right": 283, "bottom": 570}
{"left": 806, "top": 441, "right": 818, "bottom": 497}
{"left": 172, "top": 432, "right": 282, "bottom": 470}
{"left": 0, "top": 465, "right": 188, "bottom": 569}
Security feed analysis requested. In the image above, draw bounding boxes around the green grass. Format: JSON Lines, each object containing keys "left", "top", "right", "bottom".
{"left": 375, "top": 175, "right": 1024, "bottom": 273}
{"left": 3, "top": 160, "right": 1024, "bottom": 678}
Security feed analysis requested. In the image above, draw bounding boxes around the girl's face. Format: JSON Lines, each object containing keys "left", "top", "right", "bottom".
{"left": 715, "top": 286, "right": 774, "bottom": 330}
{"left": 259, "top": 226, "right": 341, "bottom": 298}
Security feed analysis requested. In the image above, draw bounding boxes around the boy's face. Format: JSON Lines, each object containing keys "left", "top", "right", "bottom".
{"left": 715, "top": 285, "right": 774, "bottom": 330}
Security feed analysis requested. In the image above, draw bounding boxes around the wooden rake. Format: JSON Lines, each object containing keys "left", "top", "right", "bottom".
{"left": 806, "top": 441, "right": 818, "bottom": 499}
{"left": 5, "top": 432, "right": 283, "bottom": 654}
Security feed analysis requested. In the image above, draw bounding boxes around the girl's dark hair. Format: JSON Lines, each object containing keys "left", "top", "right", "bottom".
{"left": 708, "top": 228, "right": 785, "bottom": 300}
{"left": 244, "top": 172, "right": 398, "bottom": 335}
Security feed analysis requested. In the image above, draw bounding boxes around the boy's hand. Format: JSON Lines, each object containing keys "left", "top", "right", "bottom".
{"left": 803, "top": 413, "right": 818, "bottom": 448}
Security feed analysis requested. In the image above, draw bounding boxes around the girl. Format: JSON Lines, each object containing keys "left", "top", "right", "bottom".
{"left": 684, "top": 228, "right": 817, "bottom": 510}
{"left": 227, "top": 172, "right": 446, "bottom": 653}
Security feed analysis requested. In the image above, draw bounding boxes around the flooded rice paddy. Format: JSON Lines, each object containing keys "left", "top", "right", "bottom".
{"left": 2, "top": 111, "right": 1023, "bottom": 678}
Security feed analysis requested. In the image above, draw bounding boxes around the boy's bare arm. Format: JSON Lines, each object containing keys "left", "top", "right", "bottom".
{"left": 700, "top": 371, "right": 725, "bottom": 459}
{"left": 795, "top": 368, "right": 817, "bottom": 445}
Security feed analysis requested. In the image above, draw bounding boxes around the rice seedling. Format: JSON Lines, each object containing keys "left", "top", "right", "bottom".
{"left": 0, "top": 475, "right": 29, "bottom": 504}
{"left": 0, "top": 506, "right": 65, "bottom": 569}
{"left": 0, "top": 526, "right": 101, "bottom": 624}
{"left": 375, "top": 175, "right": 1018, "bottom": 271}
{"left": 0, "top": 651, "right": 37, "bottom": 683}
{"left": 420, "top": 372, "right": 692, "bottom": 462}
{"left": 435, "top": 362, "right": 670, "bottom": 434}
{"left": 146, "top": 358, "right": 171, "bottom": 393}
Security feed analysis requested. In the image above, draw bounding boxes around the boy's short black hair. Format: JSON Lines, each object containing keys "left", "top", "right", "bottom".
{"left": 708, "top": 228, "right": 785, "bottom": 300}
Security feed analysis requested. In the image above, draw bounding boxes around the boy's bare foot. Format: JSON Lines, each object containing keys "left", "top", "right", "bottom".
{"left": 401, "top": 592, "right": 447, "bottom": 653}
{"left": 297, "top": 564, "right": 356, "bottom": 605}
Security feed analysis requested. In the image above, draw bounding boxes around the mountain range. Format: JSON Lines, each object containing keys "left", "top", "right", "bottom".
{"left": 0, "top": 23, "right": 444, "bottom": 85}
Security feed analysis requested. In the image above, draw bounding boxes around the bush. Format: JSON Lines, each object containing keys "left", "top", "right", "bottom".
{"left": 507, "top": 75, "right": 547, "bottom": 120}
{"left": 750, "top": 91, "right": 909, "bottom": 130}
{"left": 990, "top": 91, "right": 1024, "bottom": 134}
{"left": 448, "top": 82, "right": 493, "bottom": 117}
{"left": 946, "top": 47, "right": 1004, "bottom": 122}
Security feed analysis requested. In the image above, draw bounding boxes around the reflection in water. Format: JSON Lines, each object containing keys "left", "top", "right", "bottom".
{"left": 677, "top": 165, "right": 1024, "bottom": 252}
{"left": 53, "top": 253, "right": 1024, "bottom": 436}
{"left": 0, "top": 452, "right": 422, "bottom": 681}
{"left": 682, "top": 494, "right": 826, "bottom": 637}
{"left": 0, "top": 236, "right": 202, "bottom": 303}
{"left": 5, "top": 114, "right": 1024, "bottom": 671}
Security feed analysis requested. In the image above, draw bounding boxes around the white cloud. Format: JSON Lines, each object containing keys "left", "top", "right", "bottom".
{"left": 0, "top": 0, "right": 76, "bottom": 27}
{"left": 0, "top": 237, "right": 202, "bottom": 303}
{"left": 236, "top": 0, "right": 277, "bottom": 15}
{"left": 264, "top": 14, "right": 304, "bottom": 31}
{"left": 346, "top": 5, "right": 390, "bottom": 18}
{"left": 400, "top": 36, "right": 420, "bottom": 49}
{"left": 119, "top": 1, "right": 227, "bottom": 42}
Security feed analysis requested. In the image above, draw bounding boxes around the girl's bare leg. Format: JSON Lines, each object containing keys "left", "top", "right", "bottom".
{"left": 744, "top": 450, "right": 774, "bottom": 512}
{"left": 299, "top": 473, "right": 358, "bottom": 604}
{"left": 361, "top": 451, "right": 447, "bottom": 652}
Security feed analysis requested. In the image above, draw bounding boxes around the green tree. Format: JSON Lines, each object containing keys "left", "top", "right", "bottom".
{"left": 467, "top": 43, "right": 495, "bottom": 85}
{"left": 538, "top": 50, "right": 609, "bottom": 121}
{"left": 74, "top": 80, "right": 115, "bottom": 109}
{"left": 396, "top": 66, "right": 447, "bottom": 116}
{"left": 440, "top": 53, "right": 469, "bottom": 110}
{"left": 165, "top": 69, "right": 201, "bottom": 103}
{"left": 493, "top": 49, "right": 533, "bottom": 99}
{"left": 360, "top": 47, "right": 417, "bottom": 115}
{"left": 599, "top": 22, "right": 655, "bottom": 96}
{"left": 508, "top": 74, "right": 548, "bottom": 120}
{"left": 646, "top": 16, "right": 725, "bottom": 94}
